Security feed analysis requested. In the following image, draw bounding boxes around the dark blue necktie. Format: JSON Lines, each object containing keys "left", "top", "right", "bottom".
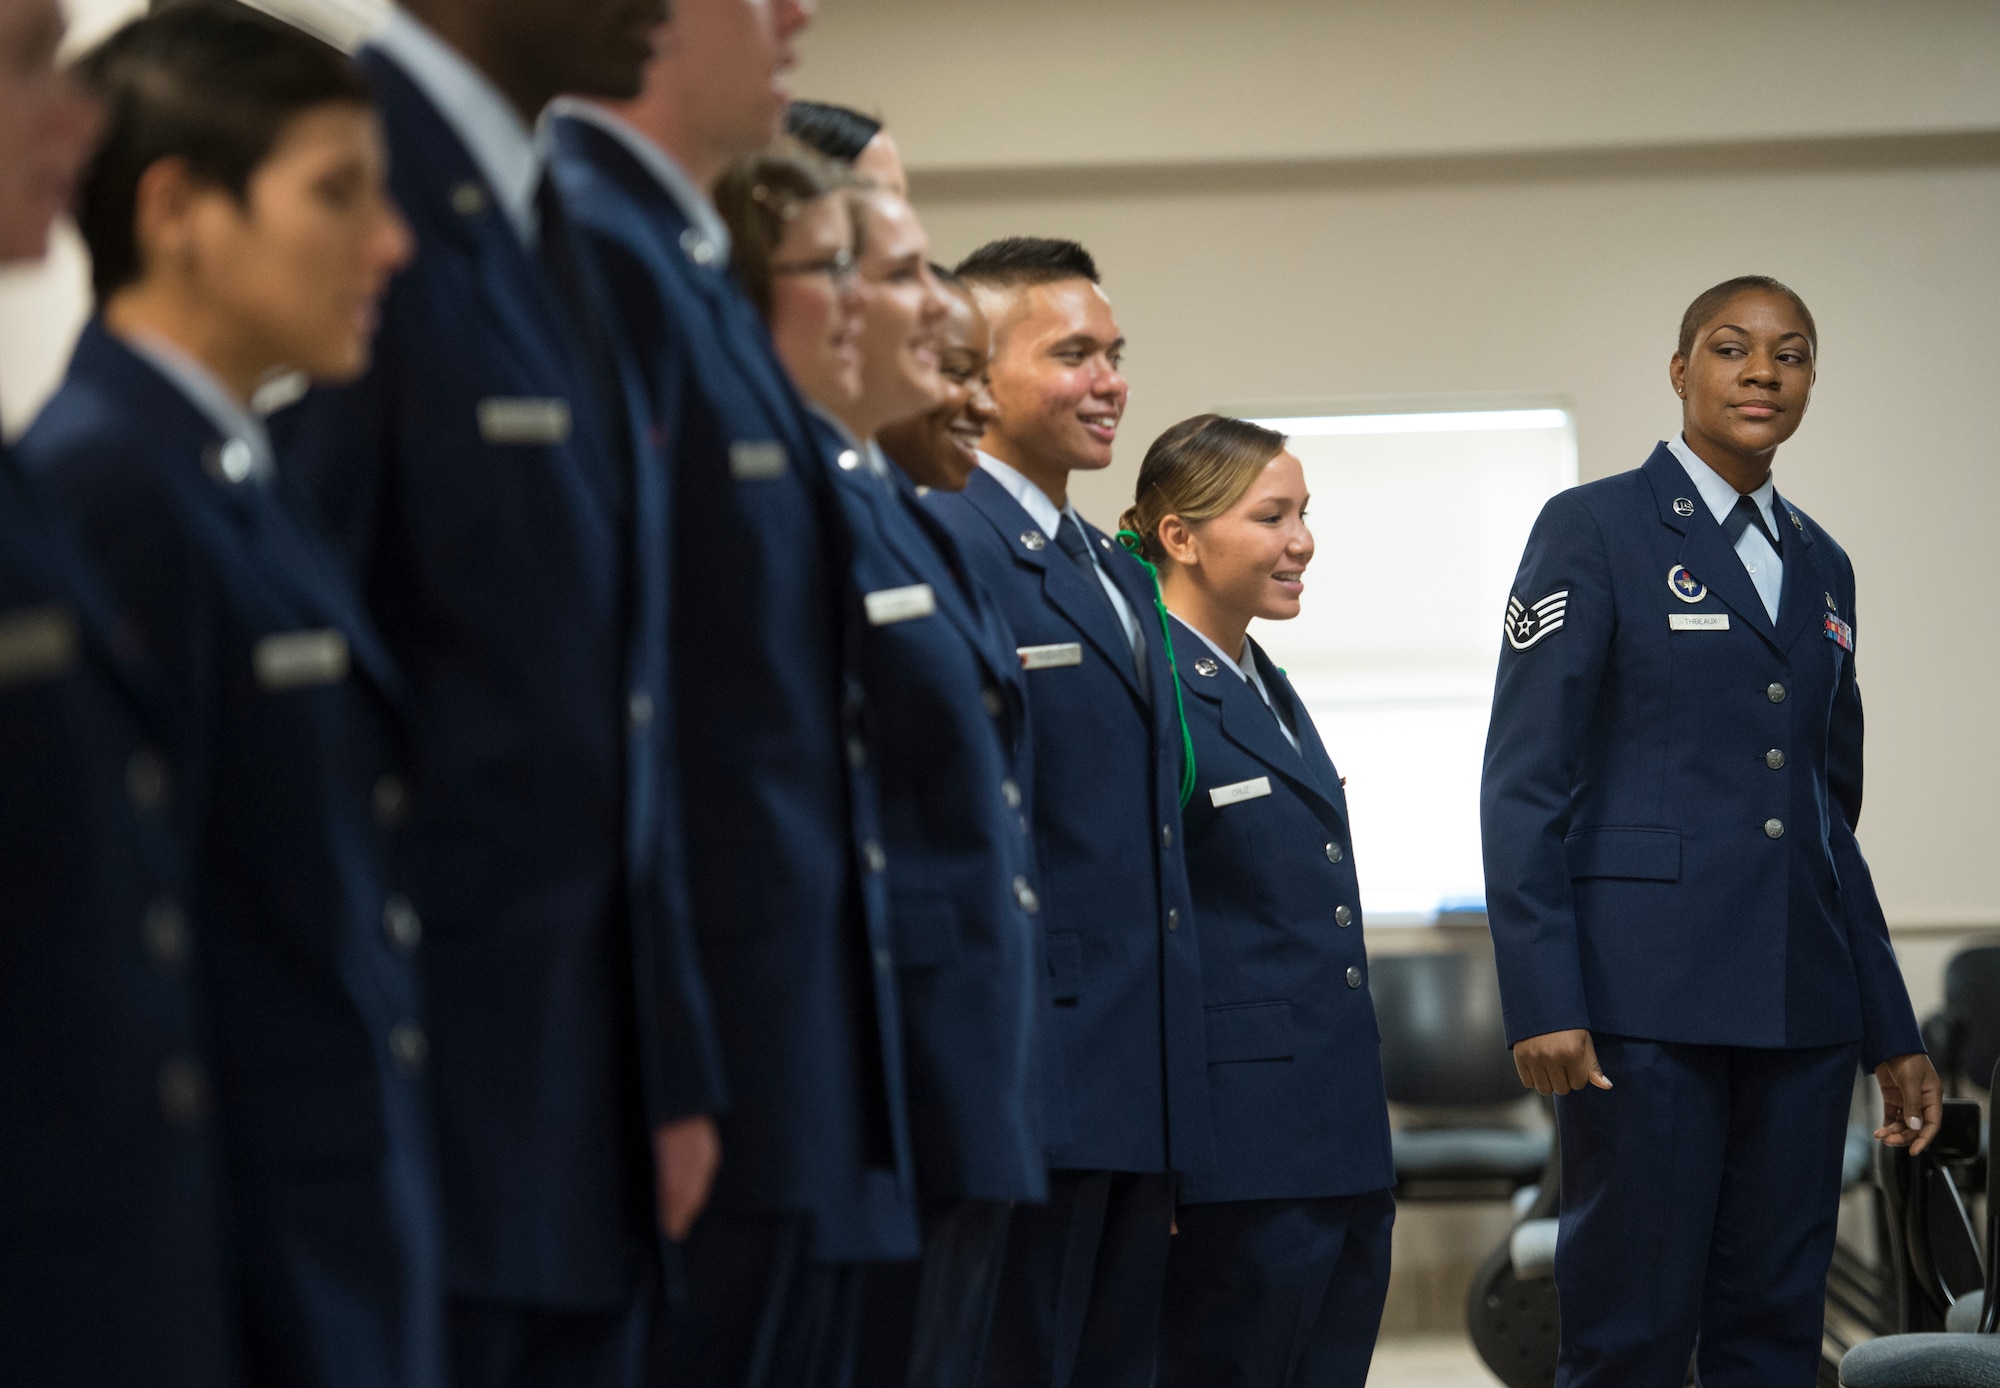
{"left": 1722, "top": 494, "right": 1781, "bottom": 553}
{"left": 1055, "top": 512, "right": 1148, "bottom": 701}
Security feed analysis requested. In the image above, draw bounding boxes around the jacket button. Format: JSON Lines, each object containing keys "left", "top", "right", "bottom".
{"left": 628, "top": 691, "right": 654, "bottom": 729}
{"left": 1166, "top": 908, "right": 1180, "bottom": 933}
{"left": 1345, "top": 965, "right": 1363, "bottom": 989}
{"left": 1335, "top": 905, "right": 1353, "bottom": 927}
{"left": 1013, "top": 876, "right": 1039, "bottom": 914}
{"left": 143, "top": 899, "right": 189, "bottom": 967}
{"left": 1161, "top": 824, "right": 1173, "bottom": 850}
{"left": 373, "top": 773, "right": 408, "bottom": 827}
{"left": 1767, "top": 682, "right": 1787, "bottom": 703}
{"left": 384, "top": 894, "right": 422, "bottom": 950}
{"left": 982, "top": 687, "right": 1005, "bottom": 718}
{"left": 863, "top": 841, "right": 887, "bottom": 874}
{"left": 874, "top": 948, "right": 893, "bottom": 973}
{"left": 158, "top": 1055, "right": 209, "bottom": 1126}
{"left": 1764, "top": 818, "right": 1785, "bottom": 839}
{"left": 1000, "top": 779, "right": 1022, "bottom": 809}
{"left": 847, "top": 736, "right": 868, "bottom": 771}
{"left": 126, "top": 749, "right": 170, "bottom": 810}
{"left": 1765, "top": 748, "right": 1785, "bottom": 770}
{"left": 388, "top": 1021, "right": 428, "bottom": 1076}
{"left": 1324, "top": 842, "right": 1343, "bottom": 864}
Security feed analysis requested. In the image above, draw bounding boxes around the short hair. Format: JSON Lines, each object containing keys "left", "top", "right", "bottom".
{"left": 1118, "top": 415, "right": 1289, "bottom": 566}
{"left": 954, "top": 237, "right": 1100, "bottom": 290}
{"left": 1677, "top": 275, "right": 1818, "bottom": 359}
{"left": 784, "top": 101, "right": 882, "bottom": 165}
{"left": 712, "top": 137, "right": 854, "bottom": 319}
{"left": 73, "top": 1, "right": 370, "bottom": 301}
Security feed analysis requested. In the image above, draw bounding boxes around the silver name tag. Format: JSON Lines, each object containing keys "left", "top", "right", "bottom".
{"left": 864, "top": 584, "right": 936, "bottom": 626}
{"left": 1018, "top": 642, "right": 1083, "bottom": 671}
{"left": 477, "top": 397, "right": 572, "bottom": 446}
{"left": 1668, "top": 613, "right": 1730, "bottom": 632}
{"left": 0, "top": 603, "right": 78, "bottom": 689}
{"left": 254, "top": 629, "right": 350, "bottom": 691}
{"left": 1210, "top": 776, "right": 1273, "bottom": 809}
{"left": 729, "top": 441, "right": 788, "bottom": 481}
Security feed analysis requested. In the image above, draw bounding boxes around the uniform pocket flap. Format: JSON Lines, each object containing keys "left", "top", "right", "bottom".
{"left": 1564, "top": 827, "right": 1681, "bottom": 881}
{"left": 1204, "top": 1000, "right": 1295, "bottom": 1064}
{"left": 891, "top": 896, "right": 961, "bottom": 971}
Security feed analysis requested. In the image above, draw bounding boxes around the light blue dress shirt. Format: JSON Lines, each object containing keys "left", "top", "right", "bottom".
{"left": 977, "top": 450, "right": 1143, "bottom": 653}
{"left": 1668, "top": 433, "right": 1783, "bottom": 623}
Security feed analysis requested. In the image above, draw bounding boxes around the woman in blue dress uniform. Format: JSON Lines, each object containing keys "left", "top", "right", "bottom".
{"left": 1481, "top": 277, "right": 1937, "bottom": 1387}
{"left": 1124, "top": 415, "right": 1396, "bottom": 1388}
{"left": 22, "top": 11, "right": 444, "bottom": 1385}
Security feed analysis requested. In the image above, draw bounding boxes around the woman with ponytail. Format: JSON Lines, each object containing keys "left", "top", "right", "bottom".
{"left": 1129, "top": 415, "right": 1395, "bottom": 1388}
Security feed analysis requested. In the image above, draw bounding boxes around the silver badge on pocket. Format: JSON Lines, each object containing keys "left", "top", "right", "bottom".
{"left": 1209, "top": 776, "right": 1272, "bottom": 808}
{"left": 254, "top": 629, "right": 350, "bottom": 691}
{"left": 1017, "top": 642, "right": 1083, "bottom": 671}
{"left": 864, "top": 584, "right": 936, "bottom": 626}
{"left": 477, "top": 397, "right": 572, "bottom": 446}
{"left": 729, "top": 441, "right": 788, "bottom": 481}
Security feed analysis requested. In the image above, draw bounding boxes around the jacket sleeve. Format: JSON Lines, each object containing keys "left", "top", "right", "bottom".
{"left": 1480, "top": 490, "right": 1615, "bottom": 1046}
{"left": 1822, "top": 564, "right": 1923, "bottom": 1069}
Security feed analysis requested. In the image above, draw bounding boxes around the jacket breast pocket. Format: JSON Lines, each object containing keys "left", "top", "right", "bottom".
{"left": 1204, "top": 1000, "right": 1295, "bottom": 1064}
{"left": 1564, "top": 827, "right": 1681, "bottom": 882}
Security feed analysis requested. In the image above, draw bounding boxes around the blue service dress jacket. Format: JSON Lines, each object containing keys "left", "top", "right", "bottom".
{"left": 1480, "top": 443, "right": 1922, "bottom": 1067}
{"left": 819, "top": 429, "right": 1050, "bottom": 1207}
{"left": 1170, "top": 623, "right": 1394, "bottom": 1204}
{"left": 270, "top": 48, "right": 721, "bottom": 1307}
{"left": 551, "top": 111, "right": 917, "bottom": 1260}
{"left": 925, "top": 470, "right": 1211, "bottom": 1176}
{"left": 0, "top": 445, "right": 234, "bottom": 1387}
{"left": 24, "top": 321, "right": 445, "bottom": 1388}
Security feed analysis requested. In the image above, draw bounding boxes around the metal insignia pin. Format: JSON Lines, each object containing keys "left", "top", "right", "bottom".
{"left": 1792, "top": 513, "right": 1804, "bottom": 530}
{"left": 1826, "top": 592, "right": 1837, "bottom": 610}
{"left": 1193, "top": 657, "right": 1220, "bottom": 677}
{"left": 450, "top": 181, "right": 488, "bottom": 217}
{"left": 1667, "top": 564, "right": 1707, "bottom": 603}
{"left": 1673, "top": 497, "right": 1696, "bottom": 517}
{"left": 1020, "top": 531, "right": 1047, "bottom": 552}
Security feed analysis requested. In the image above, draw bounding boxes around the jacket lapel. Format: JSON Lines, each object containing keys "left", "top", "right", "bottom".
{"left": 1176, "top": 620, "right": 1348, "bottom": 834}
{"left": 1770, "top": 494, "right": 1827, "bottom": 654}
{"left": 1642, "top": 444, "right": 1783, "bottom": 655}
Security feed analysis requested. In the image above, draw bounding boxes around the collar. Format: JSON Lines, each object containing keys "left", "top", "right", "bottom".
{"left": 372, "top": 7, "right": 544, "bottom": 248}
{"left": 1170, "top": 611, "right": 1253, "bottom": 684}
{"left": 118, "top": 328, "right": 274, "bottom": 484}
{"left": 978, "top": 451, "right": 1065, "bottom": 541}
{"left": 548, "top": 100, "right": 732, "bottom": 264}
{"left": 1667, "top": 433, "right": 1777, "bottom": 531}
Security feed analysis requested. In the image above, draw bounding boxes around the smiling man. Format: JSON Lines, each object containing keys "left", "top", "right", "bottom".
{"left": 925, "top": 238, "right": 1212, "bottom": 1388}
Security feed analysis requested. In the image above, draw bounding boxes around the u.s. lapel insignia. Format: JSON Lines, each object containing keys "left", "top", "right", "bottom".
{"left": 1791, "top": 512, "right": 1804, "bottom": 531}
{"left": 1667, "top": 565, "right": 1706, "bottom": 603}
{"left": 1504, "top": 590, "right": 1568, "bottom": 649}
{"left": 1673, "top": 497, "right": 1696, "bottom": 517}
{"left": 1020, "top": 530, "right": 1047, "bottom": 552}
{"left": 450, "top": 181, "right": 488, "bottom": 217}
{"left": 1193, "top": 657, "right": 1220, "bottom": 677}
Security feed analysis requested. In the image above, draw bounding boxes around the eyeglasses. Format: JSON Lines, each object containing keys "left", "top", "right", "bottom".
{"left": 770, "top": 249, "right": 857, "bottom": 288}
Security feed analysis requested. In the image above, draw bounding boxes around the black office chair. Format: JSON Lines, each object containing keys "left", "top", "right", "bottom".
{"left": 1371, "top": 943, "right": 1552, "bottom": 1197}
{"left": 1922, "top": 943, "right": 2000, "bottom": 1099}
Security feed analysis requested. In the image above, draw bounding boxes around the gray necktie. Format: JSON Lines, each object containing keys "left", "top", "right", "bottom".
{"left": 1054, "top": 512, "right": 1148, "bottom": 701}
{"left": 1722, "top": 494, "right": 1782, "bottom": 553}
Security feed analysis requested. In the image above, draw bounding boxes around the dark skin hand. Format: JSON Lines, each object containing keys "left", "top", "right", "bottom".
{"left": 402, "top": 0, "right": 666, "bottom": 121}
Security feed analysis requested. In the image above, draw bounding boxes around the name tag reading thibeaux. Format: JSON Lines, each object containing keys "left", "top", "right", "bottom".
{"left": 1209, "top": 776, "right": 1272, "bottom": 809}
{"left": 1018, "top": 642, "right": 1083, "bottom": 671}
{"left": 729, "top": 441, "right": 789, "bottom": 481}
{"left": 1668, "top": 613, "right": 1730, "bottom": 632}
{"left": 864, "top": 584, "right": 936, "bottom": 626}
{"left": 477, "top": 397, "right": 571, "bottom": 446}
{"left": 254, "top": 629, "right": 350, "bottom": 691}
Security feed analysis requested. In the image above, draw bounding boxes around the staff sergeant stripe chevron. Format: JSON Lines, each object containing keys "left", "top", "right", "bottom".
{"left": 1504, "top": 590, "right": 1569, "bottom": 650}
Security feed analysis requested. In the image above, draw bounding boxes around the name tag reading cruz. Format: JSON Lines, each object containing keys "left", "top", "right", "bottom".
{"left": 1668, "top": 613, "right": 1730, "bottom": 632}
{"left": 864, "top": 584, "right": 936, "bottom": 626}
{"left": 728, "top": 441, "right": 789, "bottom": 481}
{"left": 477, "top": 397, "right": 571, "bottom": 446}
{"left": 1209, "top": 776, "right": 1272, "bottom": 809}
{"left": 1018, "top": 642, "right": 1083, "bottom": 671}
{"left": 0, "top": 603, "right": 78, "bottom": 689}
{"left": 254, "top": 629, "right": 350, "bottom": 691}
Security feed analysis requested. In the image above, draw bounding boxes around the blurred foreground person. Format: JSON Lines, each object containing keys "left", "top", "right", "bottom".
{"left": 0, "top": 0, "right": 235, "bottom": 1382}
{"left": 268, "top": 0, "right": 722, "bottom": 1382}
{"left": 1481, "top": 277, "right": 1937, "bottom": 1387}
{"left": 925, "top": 238, "right": 1210, "bottom": 1388}
{"left": 1127, "top": 416, "right": 1395, "bottom": 1388}
{"left": 23, "top": 9, "right": 439, "bottom": 1384}
{"left": 552, "top": 2, "right": 922, "bottom": 1382}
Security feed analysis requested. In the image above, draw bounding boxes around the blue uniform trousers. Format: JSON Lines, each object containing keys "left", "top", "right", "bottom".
{"left": 1159, "top": 1189, "right": 1394, "bottom": 1388}
{"left": 449, "top": 1289, "right": 651, "bottom": 1388}
{"left": 655, "top": 1213, "right": 862, "bottom": 1388}
{"left": 981, "top": 1170, "right": 1178, "bottom": 1388}
{"left": 854, "top": 1199, "right": 1013, "bottom": 1388}
{"left": 1554, "top": 1035, "right": 1860, "bottom": 1388}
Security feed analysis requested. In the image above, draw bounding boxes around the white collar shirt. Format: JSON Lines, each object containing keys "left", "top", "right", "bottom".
{"left": 545, "top": 100, "right": 732, "bottom": 266}
{"left": 122, "top": 329, "right": 275, "bottom": 486}
{"left": 978, "top": 451, "right": 1142, "bottom": 651}
{"left": 1667, "top": 433, "right": 1783, "bottom": 622}
{"left": 372, "top": 7, "right": 544, "bottom": 249}
{"left": 1170, "top": 613, "right": 1301, "bottom": 754}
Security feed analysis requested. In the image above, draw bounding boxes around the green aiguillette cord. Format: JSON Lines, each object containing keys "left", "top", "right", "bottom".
{"left": 1116, "top": 530, "right": 1197, "bottom": 808}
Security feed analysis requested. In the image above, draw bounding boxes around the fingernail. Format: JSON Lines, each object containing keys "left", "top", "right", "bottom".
{"left": 1908, "top": 1117, "right": 1922, "bottom": 1130}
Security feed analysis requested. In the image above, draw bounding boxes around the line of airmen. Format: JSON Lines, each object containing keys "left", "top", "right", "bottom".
{"left": 0, "top": 1, "right": 1397, "bottom": 1387}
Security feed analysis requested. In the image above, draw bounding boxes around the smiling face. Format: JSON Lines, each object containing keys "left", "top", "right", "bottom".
{"left": 1160, "top": 451, "right": 1314, "bottom": 627}
{"left": 845, "top": 190, "right": 946, "bottom": 438}
{"left": 766, "top": 191, "right": 863, "bottom": 412}
{"left": 877, "top": 283, "right": 994, "bottom": 490}
{"left": 0, "top": 0, "right": 96, "bottom": 262}
{"left": 979, "top": 277, "right": 1128, "bottom": 477}
{"left": 1671, "top": 288, "right": 1816, "bottom": 469}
